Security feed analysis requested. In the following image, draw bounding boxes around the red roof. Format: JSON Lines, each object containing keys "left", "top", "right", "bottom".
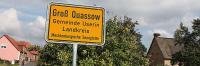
{"left": 3, "top": 34, "right": 31, "bottom": 52}
{"left": 4, "top": 35, "right": 23, "bottom": 51}
{"left": 18, "top": 41, "right": 31, "bottom": 48}
{"left": 30, "top": 50, "right": 39, "bottom": 55}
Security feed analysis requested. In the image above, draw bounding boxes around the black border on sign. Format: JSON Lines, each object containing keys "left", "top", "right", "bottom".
{"left": 45, "top": 3, "right": 105, "bottom": 46}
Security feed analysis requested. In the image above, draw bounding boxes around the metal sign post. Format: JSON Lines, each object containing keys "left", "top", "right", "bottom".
{"left": 73, "top": 44, "right": 78, "bottom": 66}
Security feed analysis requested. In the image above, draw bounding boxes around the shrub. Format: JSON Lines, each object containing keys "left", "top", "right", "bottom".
{"left": 0, "top": 58, "right": 4, "bottom": 64}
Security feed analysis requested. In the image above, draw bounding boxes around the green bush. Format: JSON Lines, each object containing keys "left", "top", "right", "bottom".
{"left": 0, "top": 59, "right": 10, "bottom": 64}
{"left": 0, "top": 59, "right": 3, "bottom": 64}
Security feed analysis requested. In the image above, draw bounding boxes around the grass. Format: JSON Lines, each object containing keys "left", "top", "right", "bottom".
{"left": 0, "top": 63, "right": 19, "bottom": 66}
{"left": 0, "top": 59, "right": 19, "bottom": 66}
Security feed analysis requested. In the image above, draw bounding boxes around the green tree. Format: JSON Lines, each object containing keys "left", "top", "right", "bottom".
{"left": 39, "top": 43, "right": 72, "bottom": 65}
{"left": 27, "top": 45, "right": 41, "bottom": 51}
{"left": 39, "top": 16, "right": 148, "bottom": 66}
{"left": 172, "top": 18, "right": 200, "bottom": 66}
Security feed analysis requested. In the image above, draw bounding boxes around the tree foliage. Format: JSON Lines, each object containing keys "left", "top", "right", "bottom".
{"left": 172, "top": 18, "right": 200, "bottom": 66}
{"left": 27, "top": 45, "right": 41, "bottom": 51}
{"left": 39, "top": 16, "right": 148, "bottom": 66}
{"left": 39, "top": 44, "right": 72, "bottom": 65}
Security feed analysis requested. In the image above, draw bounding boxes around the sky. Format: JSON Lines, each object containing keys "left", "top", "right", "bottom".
{"left": 0, "top": 0, "right": 200, "bottom": 49}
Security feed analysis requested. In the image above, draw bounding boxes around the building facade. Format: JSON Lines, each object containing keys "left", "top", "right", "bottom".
{"left": 147, "top": 33, "right": 182, "bottom": 66}
{"left": 0, "top": 34, "right": 38, "bottom": 64}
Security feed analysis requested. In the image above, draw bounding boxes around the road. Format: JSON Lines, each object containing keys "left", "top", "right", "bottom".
{"left": 24, "top": 62, "right": 36, "bottom": 66}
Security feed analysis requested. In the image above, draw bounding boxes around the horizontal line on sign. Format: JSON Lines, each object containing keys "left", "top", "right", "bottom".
{"left": 50, "top": 3, "right": 105, "bottom": 11}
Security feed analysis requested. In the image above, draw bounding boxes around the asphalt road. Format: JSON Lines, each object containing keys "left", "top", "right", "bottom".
{"left": 24, "top": 62, "right": 36, "bottom": 66}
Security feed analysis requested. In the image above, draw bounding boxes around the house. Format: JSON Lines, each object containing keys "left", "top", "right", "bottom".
{"left": 147, "top": 33, "right": 183, "bottom": 66}
{"left": 0, "top": 34, "right": 38, "bottom": 64}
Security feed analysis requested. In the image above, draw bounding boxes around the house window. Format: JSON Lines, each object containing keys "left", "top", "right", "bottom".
{"left": 0, "top": 44, "right": 7, "bottom": 48}
{"left": 1, "top": 46, "right": 6, "bottom": 48}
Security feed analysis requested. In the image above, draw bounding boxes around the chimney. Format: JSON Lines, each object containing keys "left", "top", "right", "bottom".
{"left": 154, "top": 33, "right": 160, "bottom": 37}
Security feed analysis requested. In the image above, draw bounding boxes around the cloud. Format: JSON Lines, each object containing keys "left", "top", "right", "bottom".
{"left": 0, "top": 0, "right": 49, "bottom": 22}
{"left": 1, "top": 0, "right": 200, "bottom": 48}
{"left": 137, "top": 17, "right": 148, "bottom": 26}
{"left": 24, "top": 16, "right": 46, "bottom": 45}
{"left": 181, "top": 13, "right": 198, "bottom": 27}
{"left": 28, "top": 16, "right": 45, "bottom": 29}
{"left": 0, "top": 8, "right": 21, "bottom": 36}
{"left": 0, "top": 8, "right": 46, "bottom": 46}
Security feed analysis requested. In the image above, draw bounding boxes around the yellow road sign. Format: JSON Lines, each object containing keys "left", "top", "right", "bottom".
{"left": 46, "top": 3, "right": 105, "bottom": 46}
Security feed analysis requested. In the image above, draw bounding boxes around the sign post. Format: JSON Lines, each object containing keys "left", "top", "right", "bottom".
{"left": 46, "top": 3, "right": 105, "bottom": 66}
{"left": 73, "top": 44, "right": 78, "bottom": 66}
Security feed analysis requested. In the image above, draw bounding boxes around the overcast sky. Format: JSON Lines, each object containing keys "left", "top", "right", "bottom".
{"left": 0, "top": 0, "right": 199, "bottom": 49}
